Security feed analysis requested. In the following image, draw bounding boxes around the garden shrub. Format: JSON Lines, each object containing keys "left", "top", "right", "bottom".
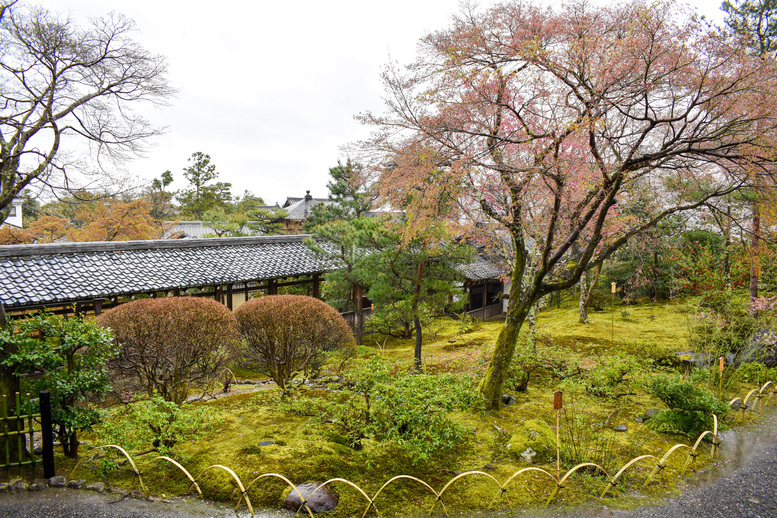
{"left": 1, "top": 313, "right": 117, "bottom": 457}
{"left": 96, "top": 396, "right": 216, "bottom": 458}
{"left": 280, "top": 357, "right": 482, "bottom": 462}
{"left": 583, "top": 354, "right": 642, "bottom": 398}
{"left": 647, "top": 374, "right": 728, "bottom": 437}
{"left": 235, "top": 295, "right": 356, "bottom": 391}
{"left": 97, "top": 297, "right": 240, "bottom": 405}
{"left": 505, "top": 337, "right": 579, "bottom": 392}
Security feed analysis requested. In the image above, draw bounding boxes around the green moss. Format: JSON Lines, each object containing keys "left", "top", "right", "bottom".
{"left": 72, "top": 302, "right": 767, "bottom": 516}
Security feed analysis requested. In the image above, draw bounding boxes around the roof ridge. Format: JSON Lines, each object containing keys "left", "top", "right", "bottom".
{"left": 0, "top": 234, "right": 313, "bottom": 258}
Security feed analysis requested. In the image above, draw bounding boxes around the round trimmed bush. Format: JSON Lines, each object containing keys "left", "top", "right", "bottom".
{"left": 235, "top": 295, "right": 356, "bottom": 391}
{"left": 97, "top": 296, "right": 240, "bottom": 404}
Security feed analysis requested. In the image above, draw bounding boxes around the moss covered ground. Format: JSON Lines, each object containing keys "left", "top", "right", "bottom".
{"left": 74, "top": 300, "right": 771, "bottom": 517}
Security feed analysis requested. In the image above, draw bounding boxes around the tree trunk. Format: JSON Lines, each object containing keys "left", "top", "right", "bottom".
{"left": 750, "top": 203, "right": 761, "bottom": 317}
{"left": 354, "top": 284, "right": 364, "bottom": 346}
{"left": 413, "top": 315, "right": 423, "bottom": 373}
{"left": 528, "top": 302, "right": 537, "bottom": 353}
{"left": 579, "top": 273, "right": 589, "bottom": 324}
{"left": 478, "top": 263, "right": 533, "bottom": 410}
{"left": 579, "top": 264, "right": 601, "bottom": 323}
{"left": 724, "top": 204, "right": 732, "bottom": 293}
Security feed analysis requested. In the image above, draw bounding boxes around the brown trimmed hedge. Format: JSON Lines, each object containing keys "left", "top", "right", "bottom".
{"left": 97, "top": 297, "right": 239, "bottom": 404}
{"left": 235, "top": 295, "right": 355, "bottom": 391}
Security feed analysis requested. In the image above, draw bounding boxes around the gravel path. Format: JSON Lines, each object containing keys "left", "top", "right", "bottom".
{"left": 0, "top": 411, "right": 775, "bottom": 518}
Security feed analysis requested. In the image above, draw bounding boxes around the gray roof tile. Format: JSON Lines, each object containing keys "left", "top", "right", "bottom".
{"left": 0, "top": 235, "right": 338, "bottom": 307}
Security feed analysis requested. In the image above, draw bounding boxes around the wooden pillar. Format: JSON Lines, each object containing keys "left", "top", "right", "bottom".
{"left": 173, "top": 288, "right": 181, "bottom": 297}
{"left": 312, "top": 273, "right": 321, "bottom": 299}
{"left": 268, "top": 279, "right": 277, "bottom": 295}
{"left": 226, "top": 284, "right": 233, "bottom": 310}
{"left": 93, "top": 299, "right": 103, "bottom": 316}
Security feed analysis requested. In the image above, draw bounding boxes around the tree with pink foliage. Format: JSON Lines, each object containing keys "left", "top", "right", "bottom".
{"left": 358, "top": 0, "right": 777, "bottom": 409}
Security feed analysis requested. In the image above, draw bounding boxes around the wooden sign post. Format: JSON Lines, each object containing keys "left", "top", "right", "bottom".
{"left": 553, "top": 390, "right": 563, "bottom": 480}
{"left": 718, "top": 356, "right": 725, "bottom": 400}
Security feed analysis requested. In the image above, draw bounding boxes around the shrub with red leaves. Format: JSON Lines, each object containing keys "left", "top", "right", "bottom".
{"left": 235, "top": 295, "right": 355, "bottom": 391}
{"left": 97, "top": 297, "right": 240, "bottom": 404}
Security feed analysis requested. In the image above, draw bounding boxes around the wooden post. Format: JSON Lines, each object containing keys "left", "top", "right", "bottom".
{"left": 312, "top": 273, "right": 321, "bottom": 299}
{"left": 554, "top": 390, "right": 563, "bottom": 481}
{"left": 226, "top": 284, "right": 233, "bottom": 310}
{"left": 93, "top": 299, "right": 103, "bottom": 316}
{"left": 268, "top": 279, "right": 277, "bottom": 295}
{"left": 39, "top": 391, "right": 55, "bottom": 478}
{"left": 719, "top": 356, "right": 725, "bottom": 400}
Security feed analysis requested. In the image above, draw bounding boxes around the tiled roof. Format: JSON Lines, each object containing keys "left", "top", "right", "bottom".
{"left": 0, "top": 235, "right": 337, "bottom": 308}
{"left": 457, "top": 257, "right": 508, "bottom": 281}
{"left": 283, "top": 198, "right": 331, "bottom": 220}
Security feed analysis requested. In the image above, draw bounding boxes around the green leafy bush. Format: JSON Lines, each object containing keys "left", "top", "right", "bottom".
{"left": 1, "top": 313, "right": 117, "bottom": 457}
{"left": 280, "top": 357, "right": 481, "bottom": 462}
{"left": 736, "top": 362, "right": 777, "bottom": 385}
{"left": 583, "top": 354, "right": 642, "bottom": 398}
{"left": 235, "top": 295, "right": 356, "bottom": 392}
{"left": 97, "top": 297, "right": 240, "bottom": 405}
{"left": 96, "top": 396, "right": 216, "bottom": 458}
{"left": 647, "top": 375, "right": 728, "bottom": 437}
{"left": 505, "top": 337, "right": 579, "bottom": 392}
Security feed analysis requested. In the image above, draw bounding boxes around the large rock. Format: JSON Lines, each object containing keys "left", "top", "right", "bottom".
{"left": 283, "top": 482, "right": 339, "bottom": 513}
{"left": 506, "top": 419, "right": 556, "bottom": 463}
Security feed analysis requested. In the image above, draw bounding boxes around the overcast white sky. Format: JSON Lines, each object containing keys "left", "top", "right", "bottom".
{"left": 38, "top": 0, "right": 726, "bottom": 206}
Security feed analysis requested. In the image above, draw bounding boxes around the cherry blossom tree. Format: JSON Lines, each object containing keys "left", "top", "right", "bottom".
{"left": 358, "top": 0, "right": 777, "bottom": 409}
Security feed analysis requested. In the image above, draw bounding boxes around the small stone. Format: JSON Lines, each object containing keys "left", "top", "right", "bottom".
{"left": 49, "top": 475, "right": 66, "bottom": 488}
{"left": 283, "top": 482, "right": 339, "bottom": 513}
{"left": 0, "top": 483, "right": 7, "bottom": 493}
{"left": 147, "top": 496, "right": 163, "bottom": 503}
{"left": 85, "top": 482, "right": 105, "bottom": 493}
{"left": 501, "top": 394, "right": 517, "bottom": 406}
{"left": 8, "top": 478, "right": 29, "bottom": 493}
{"left": 613, "top": 425, "right": 628, "bottom": 432}
{"left": 29, "top": 479, "right": 48, "bottom": 491}
{"left": 257, "top": 440, "right": 276, "bottom": 447}
{"left": 130, "top": 490, "right": 146, "bottom": 499}
{"left": 108, "top": 487, "right": 128, "bottom": 496}
{"left": 520, "top": 447, "right": 537, "bottom": 463}
{"left": 483, "top": 464, "right": 496, "bottom": 470}
{"left": 67, "top": 479, "right": 86, "bottom": 489}
{"left": 643, "top": 409, "right": 661, "bottom": 420}
{"left": 634, "top": 416, "right": 644, "bottom": 423}
{"left": 33, "top": 445, "right": 43, "bottom": 455}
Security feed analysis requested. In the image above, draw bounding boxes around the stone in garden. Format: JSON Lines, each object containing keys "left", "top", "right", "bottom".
{"left": 29, "top": 479, "right": 48, "bottom": 491}
{"left": 506, "top": 419, "right": 556, "bottom": 462}
{"left": 130, "top": 490, "right": 146, "bottom": 499}
{"left": 283, "top": 482, "right": 339, "bottom": 513}
{"left": 483, "top": 464, "right": 496, "bottom": 470}
{"left": 643, "top": 409, "right": 661, "bottom": 421}
{"left": 613, "top": 425, "right": 628, "bottom": 432}
{"left": 67, "top": 479, "right": 86, "bottom": 489}
{"left": 520, "top": 447, "right": 537, "bottom": 463}
{"left": 501, "top": 394, "right": 517, "bottom": 406}
{"left": 0, "top": 483, "right": 7, "bottom": 493}
{"left": 48, "top": 475, "right": 66, "bottom": 487}
{"left": 85, "top": 482, "right": 105, "bottom": 493}
{"left": 33, "top": 445, "right": 42, "bottom": 455}
{"left": 8, "top": 478, "right": 28, "bottom": 493}
{"left": 257, "top": 440, "right": 275, "bottom": 447}
{"left": 109, "top": 487, "right": 128, "bottom": 496}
